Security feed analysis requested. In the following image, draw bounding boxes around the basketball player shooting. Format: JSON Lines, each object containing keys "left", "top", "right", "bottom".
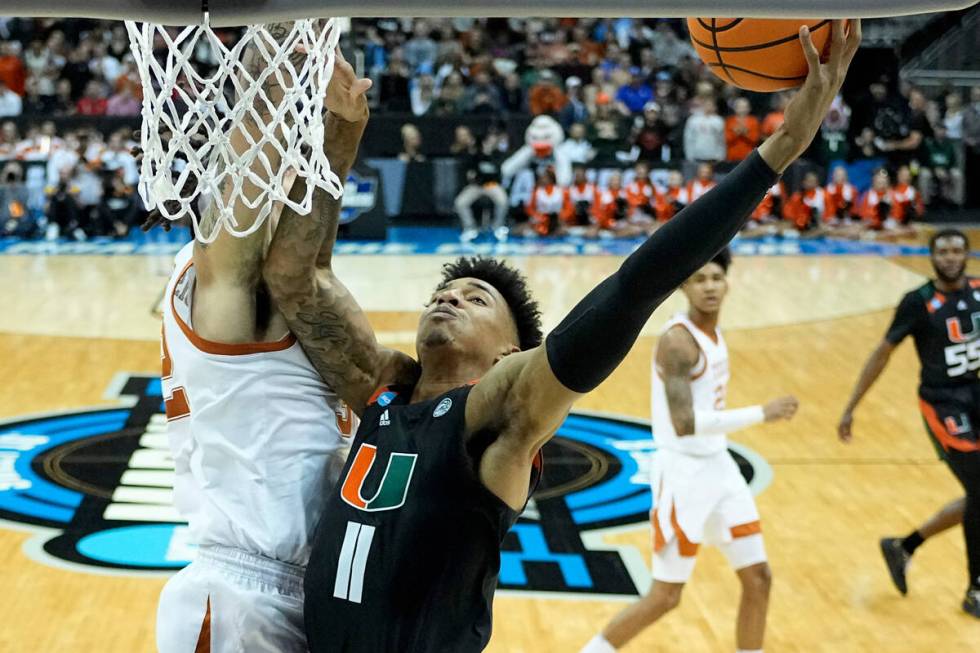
{"left": 582, "top": 248, "right": 798, "bottom": 653}
{"left": 263, "top": 20, "right": 861, "bottom": 652}
{"left": 838, "top": 229, "right": 978, "bottom": 618}
{"left": 156, "top": 31, "right": 371, "bottom": 652}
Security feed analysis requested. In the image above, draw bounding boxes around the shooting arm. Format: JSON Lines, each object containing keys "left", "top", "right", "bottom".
{"left": 264, "top": 112, "right": 418, "bottom": 414}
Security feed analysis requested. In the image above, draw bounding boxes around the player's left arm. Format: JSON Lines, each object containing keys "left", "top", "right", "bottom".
{"left": 469, "top": 19, "right": 861, "bottom": 510}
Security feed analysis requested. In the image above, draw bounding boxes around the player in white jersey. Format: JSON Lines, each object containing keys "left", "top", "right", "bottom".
{"left": 583, "top": 248, "right": 799, "bottom": 653}
{"left": 154, "top": 36, "right": 372, "bottom": 653}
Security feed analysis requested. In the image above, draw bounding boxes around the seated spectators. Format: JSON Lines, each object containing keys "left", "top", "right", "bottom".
{"left": 526, "top": 168, "right": 569, "bottom": 236}
{"left": 0, "top": 80, "right": 22, "bottom": 118}
{"left": 891, "top": 165, "right": 924, "bottom": 225}
{"left": 624, "top": 160, "right": 658, "bottom": 220}
{"left": 631, "top": 101, "right": 669, "bottom": 163}
{"left": 744, "top": 180, "right": 786, "bottom": 233}
{"left": 454, "top": 133, "right": 508, "bottom": 243}
{"left": 824, "top": 166, "right": 859, "bottom": 224}
{"left": 686, "top": 162, "right": 716, "bottom": 202}
{"left": 398, "top": 123, "right": 426, "bottom": 163}
{"left": 855, "top": 168, "right": 897, "bottom": 232}
{"left": 593, "top": 171, "right": 646, "bottom": 238}
{"left": 564, "top": 165, "right": 598, "bottom": 230}
{"left": 683, "top": 97, "right": 724, "bottom": 163}
{"left": 615, "top": 67, "right": 653, "bottom": 116}
{"left": 76, "top": 80, "right": 108, "bottom": 116}
{"left": 0, "top": 162, "right": 36, "bottom": 238}
{"left": 920, "top": 124, "right": 962, "bottom": 207}
{"left": 557, "top": 122, "right": 594, "bottom": 165}
{"left": 782, "top": 171, "right": 829, "bottom": 234}
{"left": 558, "top": 76, "right": 589, "bottom": 130}
{"left": 655, "top": 169, "right": 689, "bottom": 222}
{"left": 588, "top": 95, "right": 627, "bottom": 164}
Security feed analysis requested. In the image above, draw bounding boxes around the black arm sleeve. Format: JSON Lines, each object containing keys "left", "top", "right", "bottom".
{"left": 884, "top": 292, "right": 922, "bottom": 345}
{"left": 545, "top": 151, "right": 778, "bottom": 393}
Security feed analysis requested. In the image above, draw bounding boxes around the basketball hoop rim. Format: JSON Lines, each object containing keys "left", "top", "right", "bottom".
{"left": 3, "top": 0, "right": 977, "bottom": 25}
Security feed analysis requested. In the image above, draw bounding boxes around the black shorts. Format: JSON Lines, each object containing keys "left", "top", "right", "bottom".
{"left": 918, "top": 383, "right": 980, "bottom": 458}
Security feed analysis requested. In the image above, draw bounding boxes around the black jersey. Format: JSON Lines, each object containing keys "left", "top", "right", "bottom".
{"left": 304, "top": 383, "right": 540, "bottom": 653}
{"left": 886, "top": 278, "right": 980, "bottom": 388}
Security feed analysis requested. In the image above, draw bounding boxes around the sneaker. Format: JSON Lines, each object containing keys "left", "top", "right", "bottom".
{"left": 964, "top": 588, "right": 980, "bottom": 619}
{"left": 493, "top": 226, "right": 509, "bottom": 243}
{"left": 460, "top": 228, "right": 478, "bottom": 244}
{"left": 880, "top": 537, "right": 911, "bottom": 595}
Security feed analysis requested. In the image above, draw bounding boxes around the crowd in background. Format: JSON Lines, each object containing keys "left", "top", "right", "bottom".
{"left": 0, "top": 16, "right": 978, "bottom": 241}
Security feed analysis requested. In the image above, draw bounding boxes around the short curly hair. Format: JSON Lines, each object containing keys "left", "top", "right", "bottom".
{"left": 439, "top": 256, "right": 543, "bottom": 350}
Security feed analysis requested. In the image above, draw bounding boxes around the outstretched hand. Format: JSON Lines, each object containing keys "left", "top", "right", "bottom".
{"left": 326, "top": 49, "right": 371, "bottom": 123}
{"left": 759, "top": 19, "right": 862, "bottom": 172}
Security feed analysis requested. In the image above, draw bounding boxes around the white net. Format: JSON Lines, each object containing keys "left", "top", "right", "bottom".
{"left": 125, "top": 17, "right": 342, "bottom": 242}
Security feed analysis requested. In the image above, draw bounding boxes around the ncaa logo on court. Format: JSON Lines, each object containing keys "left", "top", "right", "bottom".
{"left": 0, "top": 375, "right": 771, "bottom": 595}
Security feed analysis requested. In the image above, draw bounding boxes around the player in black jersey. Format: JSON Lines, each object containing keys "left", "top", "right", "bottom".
{"left": 838, "top": 228, "right": 979, "bottom": 618}
{"left": 263, "top": 22, "right": 861, "bottom": 652}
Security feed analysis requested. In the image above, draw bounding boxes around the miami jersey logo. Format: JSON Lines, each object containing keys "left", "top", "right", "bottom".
{"left": 946, "top": 312, "right": 980, "bottom": 343}
{"left": 340, "top": 444, "right": 417, "bottom": 512}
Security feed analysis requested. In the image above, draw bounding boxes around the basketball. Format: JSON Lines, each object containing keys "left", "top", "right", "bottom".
{"left": 687, "top": 18, "right": 835, "bottom": 92}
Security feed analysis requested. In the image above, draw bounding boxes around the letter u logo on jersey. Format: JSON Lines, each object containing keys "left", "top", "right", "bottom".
{"left": 946, "top": 312, "right": 980, "bottom": 343}
{"left": 340, "top": 444, "right": 418, "bottom": 512}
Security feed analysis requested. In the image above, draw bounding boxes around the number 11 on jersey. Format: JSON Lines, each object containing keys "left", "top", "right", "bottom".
{"left": 334, "top": 521, "right": 376, "bottom": 604}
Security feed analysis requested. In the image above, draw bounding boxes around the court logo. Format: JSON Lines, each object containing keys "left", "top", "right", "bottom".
{"left": 0, "top": 376, "right": 772, "bottom": 594}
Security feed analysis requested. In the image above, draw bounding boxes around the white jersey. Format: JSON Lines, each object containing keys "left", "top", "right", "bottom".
{"left": 161, "top": 242, "right": 354, "bottom": 566}
{"left": 651, "top": 313, "right": 730, "bottom": 455}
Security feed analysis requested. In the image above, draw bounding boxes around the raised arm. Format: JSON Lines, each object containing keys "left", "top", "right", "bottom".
{"left": 470, "top": 20, "right": 861, "bottom": 509}
{"left": 191, "top": 21, "right": 311, "bottom": 343}
{"left": 657, "top": 327, "right": 699, "bottom": 436}
{"left": 263, "top": 53, "right": 418, "bottom": 414}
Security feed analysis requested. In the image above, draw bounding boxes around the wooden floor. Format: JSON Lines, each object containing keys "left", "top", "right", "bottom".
{"left": 1, "top": 249, "right": 979, "bottom": 652}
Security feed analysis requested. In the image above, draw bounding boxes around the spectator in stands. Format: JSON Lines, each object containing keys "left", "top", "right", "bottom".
{"left": 855, "top": 168, "right": 896, "bottom": 232}
{"left": 632, "top": 101, "right": 669, "bottom": 163}
{"left": 44, "top": 165, "right": 85, "bottom": 240}
{"left": 684, "top": 98, "right": 724, "bottom": 162}
{"left": 593, "top": 171, "right": 644, "bottom": 238}
{"left": 655, "top": 169, "right": 689, "bottom": 222}
{"left": 526, "top": 167, "right": 569, "bottom": 237}
{"left": 744, "top": 180, "right": 786, "bottom": 235}
{"left": 625, "top": 160, "right": 658, "bottom": 221}
{"left": 558, "top": 76, "right": 589, "bottom": 130}
{"left": 22, "top": 39, "right": 52, "bottom": 79}
{"left": 783, "top": 170, "right": 829, "bottom": 234}
{"left": 398, "top": 123, "right": 426, "bottom": 163}
{"left": 76, "top": 80, "right": 108, "bottom": 116}
{"left": 379, "top": 47, "right": 411, "bottom": 112}
{"left": 61, "top": 46, "right": 94, "bottom": 100}
{"left": 588, "top": 93, "right": 626, "bottom": 164}
{"left": 892, "top": 164, "right": 925, "bottom": 225}
{"left": 920, "top": 124, "right": 962, "bottom": 207}
{"left": 404, "top": 21, "right": 438, "bottom": 72}
{"left": 615, "top": 67, "right": 653, "bottom": 116}
{"left": 89, "top": 42, "right": 121, "bottom": 85}
{"left": 449, "top": 125, "right": 477, "bottom": 156}
{"left": 528, "top": 70, "right": 566, "bottom": 116}
{"left": 651, "top": 22, "right": 694, "bottom": 67}
{"left": 499, "top": 72, "right": 525, "bottom": 114}
{"left": 455, "top": 133, "right": 508, "bottom": 243}
{"left": 105, "top": 84, "right": 140, "bottom": 116}
{"left": 461, "top": 71, "right": 502, "bottom": 114}
{"left": 410, "top": 74, "right": 437, "bottom": 117}
{"left": 433, "top": 71, "right": 465, "bottom": 115}
{"left": 564, "top": 165, "right": 598, "bottom": 231}
{"left": 557, "top": 122, "right": 594, "bottom": 165}
{"left": 944, "top": 91, "right": 964, "bottom": 140}
{"left": 818, "top": 94, "right": 851, "bottom": 164}
{"left": 825, "top": 166, "right": 859, "bottom": 224}
{"left": 877, "top": 88, "right": 932, "bottom": 169}
{"left": 724, "top": 96, "right": 760, "bottom": 162}
{"left": 99, "top": 129, "right": 139, "bottom": 185}
{"left": 761, "top": 92, "right": 788, "bottom": 139}
{"left": 98, "top": 172, "right": 141, "bottom": 238}
{"left": 0, "top": 80, "right": 22, "bottom": 118}
{"left": 0, "top": 120, "right": 19, "bottom": 159}
{"left": 0, "top": 162, "right": 35, "bottom": 238}
{"left": 687, "top": 162, "right": 716, "bottom": 202}
{"left": 963, "top": 85, "right": 980, "bottom": 209}
{"left": 0, "top": 42, "right": 25, "bottom": 96}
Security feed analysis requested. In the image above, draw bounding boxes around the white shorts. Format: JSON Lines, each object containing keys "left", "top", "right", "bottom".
{"left": 156, "top": 545, "right": 307, "bottom": 653}
{"left": 650, "top": 448, "right": 767, "bottom": 583}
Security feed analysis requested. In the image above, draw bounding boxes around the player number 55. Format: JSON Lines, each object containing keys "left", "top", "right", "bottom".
{"left": 944, "top": 340, "right": 980, "bottom": 377}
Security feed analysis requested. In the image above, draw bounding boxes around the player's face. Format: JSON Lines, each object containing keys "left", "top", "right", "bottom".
{"left": 682, "top": 262, "right": 728, "bottom": 314}
{"left": 418, "top": 277, "right": 520, "bottom": 363}
{"left": 931, "top": 236, "right": 968, "bottom": 284}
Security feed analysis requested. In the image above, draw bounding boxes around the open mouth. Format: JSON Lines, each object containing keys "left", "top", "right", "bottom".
{"left": 429, "top": 305, "right": 459, "bottom": 319}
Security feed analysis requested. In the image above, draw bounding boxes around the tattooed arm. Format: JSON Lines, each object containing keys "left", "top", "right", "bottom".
{"left": 264, "top": 53, "right": 419, "bottom": 414}
{"left": 191, "top": 21, "right": 306, "bottom": 343}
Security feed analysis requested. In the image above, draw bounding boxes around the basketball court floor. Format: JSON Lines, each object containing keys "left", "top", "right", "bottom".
{"left": 1, "top": 235, "right": 979, "bottom": 651}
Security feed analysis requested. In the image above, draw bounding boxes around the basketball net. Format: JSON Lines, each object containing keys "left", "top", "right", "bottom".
{"left": 125, "top": 17, "right": 342, "bottom": 243}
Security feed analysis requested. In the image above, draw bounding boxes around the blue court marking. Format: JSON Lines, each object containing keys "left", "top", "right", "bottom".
{"left": 500, "top": 523, "right": 592, "bottom": 587}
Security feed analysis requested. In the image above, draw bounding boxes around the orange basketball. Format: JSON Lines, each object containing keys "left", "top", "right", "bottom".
{"left": 687, "top": 18, "right": 834, "bottom": 92}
